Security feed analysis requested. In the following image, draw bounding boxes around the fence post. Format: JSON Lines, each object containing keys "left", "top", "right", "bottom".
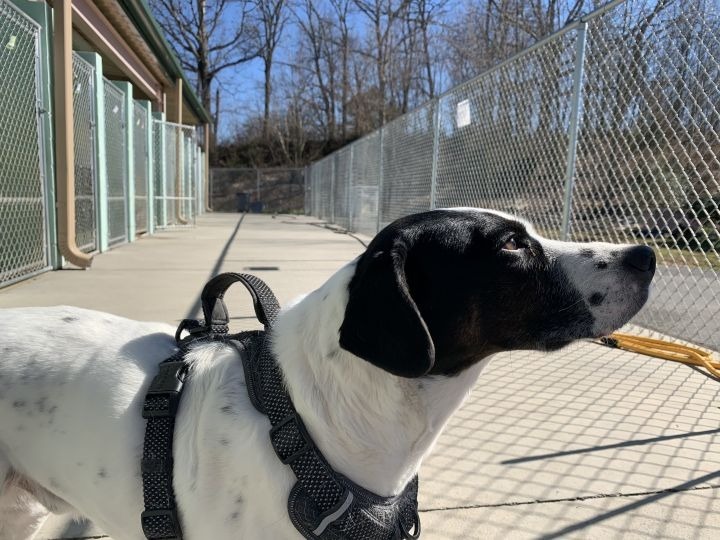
{"left": 196, "top": 145, "right": 202, "bottom": 217}
{"left": 255, "top": 167, "right": 261, "bottom": 204}
{"left": 376, "top": 128, "right": 385, "bottom": 234}
{"left": 18, "top": 0, "right": 59, "bottom": 267}
{"left": 313, "top": 165, "right": 317, "bottom": 217}
{"left": 143, "top": 101, "right": 155, "bottom": 235}
{"left": 304, "top": 166, "right": 309, "bottom": 215}
{"left": 347, "top": 146, "right": 354, "bottom": 231}
{"left": 330, "top": 156, "right": 336, "bottom": 224}
{"left": 312, "top": 165, "right": 318, "bottom": 217}
{"left": 429, "top": 98, "right": 441, "bottom": 210}
{"left": 209, "top": 166, "right": 214, "bottom": 213}
{"left": 561, "top": 22, "right": 587, "bottom": 240}
{"left": 199, "top": 147, "right": 204, "bottom": 216}
{"left": 153, "top": 112, "right": 167, "bottom": 227}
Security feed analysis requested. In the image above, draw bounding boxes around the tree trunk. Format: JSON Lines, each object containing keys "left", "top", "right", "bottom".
{"left": 264, "top": 58, "right": 272, "bottom": 140}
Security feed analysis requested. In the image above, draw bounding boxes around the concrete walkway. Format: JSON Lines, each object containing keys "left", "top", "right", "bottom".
{"left": 1, "top": 213, "right": 719, "bottom": 539}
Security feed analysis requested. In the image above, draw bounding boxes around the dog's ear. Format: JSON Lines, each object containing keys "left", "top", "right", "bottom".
{"left": 339, "top": 241, "right": 434, "bottom": 377}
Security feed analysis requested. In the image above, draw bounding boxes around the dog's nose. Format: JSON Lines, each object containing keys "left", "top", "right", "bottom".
{"left": 622, "top": 245, "right": 656, "bottom": 273}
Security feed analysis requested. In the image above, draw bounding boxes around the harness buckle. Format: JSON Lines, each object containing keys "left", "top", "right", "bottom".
{"left": 269, "top": 413, "right": 313, "bottom": 464}
{"left": 142, "top": 361, "right": 188, "bottom": 418}
{"left": 140, "top": 508, "right": 182, "bottom": 540}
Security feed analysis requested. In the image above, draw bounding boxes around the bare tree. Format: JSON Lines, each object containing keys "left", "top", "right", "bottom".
{"left": 329, "top": 0, "right": 354, "bottom": 139}
{"left": 410, "top": 0, "right": 448, "bottom": 100}
{"left": 354, "top": 0, "right": 411, "bottom": 125}
{"left": 444, "top": 0, "right": 593, "bottom": 85}
{"left": 273, "top": 76, "right": 311, "bottom": 166}
{"left": 384, "top": 0, "right": 447, "bottom": 113}
{"left": 256, "top": 0, "right": 288, "bottom": 141}
{"left": 497, "top": 0, "right": 588, "bottom": 40}
{"left": 390, "top": 6, "right": 417, "bottom": 114}
{"left": 149, "top": 0, "right": 258, "bottom": 143}
{"left": 294, "top": 1, "right": 338, "bottom": 141}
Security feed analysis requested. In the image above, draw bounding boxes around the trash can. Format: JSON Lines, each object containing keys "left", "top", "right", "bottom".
{"left": 235, "top": 192, "right": 249, "bottom": 212}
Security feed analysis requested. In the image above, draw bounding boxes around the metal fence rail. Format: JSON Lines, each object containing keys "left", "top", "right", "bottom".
{"left": 103, "top": 78, "right": 127, "bottom": 246}
{"left": 306, "top": 0, "right": 720, "bottom": 351}
{"left": 73, "top": 52, "right": 98, "bottom": 253}
{"left": 0, "top": 0, "right": 48, "bottom": 286}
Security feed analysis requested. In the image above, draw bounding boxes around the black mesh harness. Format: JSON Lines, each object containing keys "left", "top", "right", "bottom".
{"left": 141, "top": 273, "right": 421, "bottom": 540}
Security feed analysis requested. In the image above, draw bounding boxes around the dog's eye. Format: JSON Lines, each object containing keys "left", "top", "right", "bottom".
{"left": 502, "top": 236, "right": 520, "bottom": 251}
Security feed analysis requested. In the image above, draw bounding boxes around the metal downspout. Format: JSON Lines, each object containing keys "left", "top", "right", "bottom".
{"left": 54, "top": 0, "right": 93, "bottom": 268}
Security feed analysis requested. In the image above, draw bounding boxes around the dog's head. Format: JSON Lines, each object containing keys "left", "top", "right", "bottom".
{"left": 339, "top": 209, "right": 655, "bottom": 377}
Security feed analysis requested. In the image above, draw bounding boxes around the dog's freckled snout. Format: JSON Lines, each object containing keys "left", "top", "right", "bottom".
{"left": 621, "top": 245, "right": 656, "bottom": 273}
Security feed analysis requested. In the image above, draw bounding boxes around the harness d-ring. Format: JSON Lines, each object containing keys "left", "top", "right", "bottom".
{"left": 398, "top": 509, "right": 422, "bottom": 540}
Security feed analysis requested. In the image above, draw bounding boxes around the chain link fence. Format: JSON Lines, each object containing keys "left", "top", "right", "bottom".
{"left": 103, "top": 78, "right": 127, "bottom": 246}
{"left": 73, "top": 52, "right": 98, "bottom": 253}
{"left": 306, "top": 0, "right": 720, "bottom": 351}
{"left": 349, "top": 131, "right": 382, "bottom": 236}
{"left": 134, "top": 101, "right": 149, "bottom": 234}
{"left": 0, "top": 0, "right": 208, "bottom": 289}
{"left": 435, "top": 29, "right": 579, "bottom": 237}
{"left": 332, "top": 147, "right": 352, "bottom": 229}
{"left": 0, "top": 0, "right": 48, "bottom": 286}
{"left": 210, "top": 167, "right": 304, "bottom": 213}
{"left": 153, "top": 120, "right": 197, "bottom": 228}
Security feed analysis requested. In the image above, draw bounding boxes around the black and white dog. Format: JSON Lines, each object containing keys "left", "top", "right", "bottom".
{"left": 0, "top": 209, "right": 655, "bottom": 539}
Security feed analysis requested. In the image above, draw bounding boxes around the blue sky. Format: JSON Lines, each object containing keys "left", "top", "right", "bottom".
{"left": 199, "top": 0, "right": 600, "bottom": 141}
{"left": 208, "top": 1, "right": 462, "bottom": 141}
{"left": 211, "top": 3, "right": 358, "bottom": 140}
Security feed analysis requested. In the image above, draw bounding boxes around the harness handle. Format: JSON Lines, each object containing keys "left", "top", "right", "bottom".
{"left": 200, "top": 273, "right": 280, "bottom": 333}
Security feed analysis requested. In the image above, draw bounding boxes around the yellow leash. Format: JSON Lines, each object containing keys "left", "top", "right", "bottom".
{"left": 599, "top": 333, "right": 720, "bottom": 379}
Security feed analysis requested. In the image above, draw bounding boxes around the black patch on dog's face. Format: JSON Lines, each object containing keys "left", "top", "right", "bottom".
{"left": 340, "top": 210, "right": 595, "bottom": 377}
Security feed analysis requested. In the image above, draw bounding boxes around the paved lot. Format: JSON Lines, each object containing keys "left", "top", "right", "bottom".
{"left": 1, "top": 213, "right": 719, "bottom": 539}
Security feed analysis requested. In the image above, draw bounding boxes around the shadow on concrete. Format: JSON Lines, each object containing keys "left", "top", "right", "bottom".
{"left": 538, "top": 469, "right": 720, "bottom": 540}
{"left": 184, "top": 213, "right": 245, "bottom": 320}
{"left": 502, "top": 427, "right": 720, "bottom": 465}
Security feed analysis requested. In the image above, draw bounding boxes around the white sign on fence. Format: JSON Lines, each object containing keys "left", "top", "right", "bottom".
{"left": 456, "top": 99, "right": 471, "bottom": 128}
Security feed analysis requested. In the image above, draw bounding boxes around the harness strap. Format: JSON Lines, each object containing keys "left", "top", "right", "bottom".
{"left": 140, "top": 351, "right": 187, "bottom": 539}
{"left": 140, "top": 273, "right": 280, "bottom": 540}
{"left": 201, "top": 275, "right": 360, "bottom": 531}
{"left": 140, "top": 272, "right": 420, "bottom": 540}
{"left": 201, "top": 272, "right": 279, "bottom": 331}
